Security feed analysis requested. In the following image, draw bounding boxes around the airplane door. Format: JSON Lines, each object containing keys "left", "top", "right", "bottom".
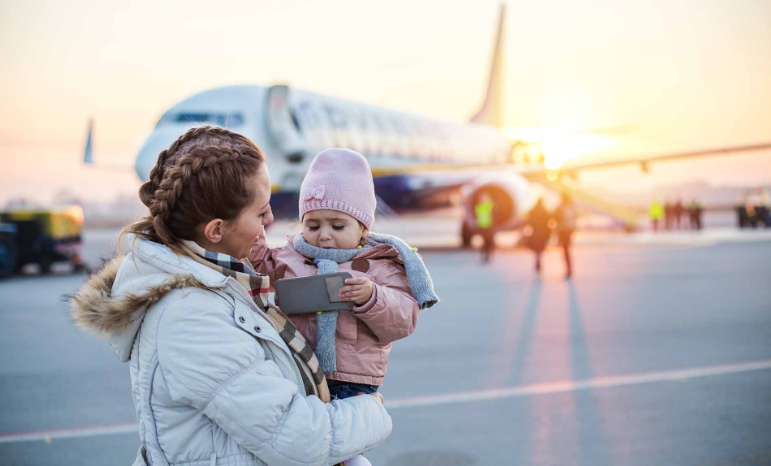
{"left": 265, "top": 85, "right": 307, "bottom": 164}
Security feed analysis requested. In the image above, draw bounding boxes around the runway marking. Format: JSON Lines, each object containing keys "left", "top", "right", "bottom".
{"left": 386, "top": 359, "right": 771, "bottom": 408}
{"left": 2, "top": 359, "right": 770, "bottom": 444}
{"left": 0, "top": 422, "right": 138, "bottom": 444}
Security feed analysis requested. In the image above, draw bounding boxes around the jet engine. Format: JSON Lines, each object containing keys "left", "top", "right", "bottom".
{"left": 460, "top": 173, "right": 530, "bottom": 247}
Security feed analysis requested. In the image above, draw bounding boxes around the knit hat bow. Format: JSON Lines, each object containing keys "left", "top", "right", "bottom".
{"left": 304, "top": 185, "right": 326, "bottom": 201}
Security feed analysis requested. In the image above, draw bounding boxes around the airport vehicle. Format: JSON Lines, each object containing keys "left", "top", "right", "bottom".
{"left": 0, "top": 223, "right": 17, "bottom": 278}
{"left": 0, "top": 207, "right": 85, "bottom": 276}
{"left": 85, "top": 5, "right": 771, "bottom": 246}
{"left": 736, "top": 188, "right": 771, "bottom": 228}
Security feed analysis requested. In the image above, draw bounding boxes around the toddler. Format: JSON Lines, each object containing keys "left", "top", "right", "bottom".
{"left": 249, "top": 149, "right": 439, "bottom": 465}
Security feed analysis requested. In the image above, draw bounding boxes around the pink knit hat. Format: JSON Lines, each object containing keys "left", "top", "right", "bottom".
{"left": 299, "top": 149, "right": 377, "bottom": 229}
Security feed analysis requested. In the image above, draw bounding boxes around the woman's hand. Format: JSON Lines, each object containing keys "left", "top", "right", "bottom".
{"left": 340, "top": 277, "right": 373, "bottom": 305}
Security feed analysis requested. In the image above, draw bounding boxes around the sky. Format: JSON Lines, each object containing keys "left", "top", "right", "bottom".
{"left": 1, "top": 0, "right": 770, "bottom": 205}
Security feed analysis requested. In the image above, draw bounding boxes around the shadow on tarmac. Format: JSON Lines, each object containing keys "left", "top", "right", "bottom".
{"left": 569, "top": 282, "right": 611, "bottom": 466}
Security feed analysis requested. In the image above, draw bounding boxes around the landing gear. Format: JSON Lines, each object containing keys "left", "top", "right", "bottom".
{"left": 461, "top": 222, "right": 473, "bottom": 248}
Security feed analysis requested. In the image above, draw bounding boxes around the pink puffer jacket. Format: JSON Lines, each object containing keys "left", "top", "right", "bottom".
{"left": 249, "top": 236, "right": 420, "bottom": 386}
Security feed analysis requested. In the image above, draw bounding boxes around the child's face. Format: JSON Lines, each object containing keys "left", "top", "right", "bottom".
{"left": 302, "top": 210, "right": 365, "bottom": 250}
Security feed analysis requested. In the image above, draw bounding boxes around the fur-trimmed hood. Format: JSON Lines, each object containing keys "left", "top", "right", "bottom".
{"left": 70, "top": 256, "right": 206, "bottom": 336}
{"left": 69, "top": 239, "right": 229, "bottom": 362}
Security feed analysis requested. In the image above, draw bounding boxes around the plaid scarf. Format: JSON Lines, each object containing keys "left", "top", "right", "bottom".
{"left": 182, "top": 241, "right": 330, "bottom": 403}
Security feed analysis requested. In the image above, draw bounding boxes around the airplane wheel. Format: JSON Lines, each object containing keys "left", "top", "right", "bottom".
{"left": 461, "top": 223, "right": 473, "bottom": 248}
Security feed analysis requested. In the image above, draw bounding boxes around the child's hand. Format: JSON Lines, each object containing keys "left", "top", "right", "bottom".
{"left": 340, "top": 277, "right": 373, "bottom": 305}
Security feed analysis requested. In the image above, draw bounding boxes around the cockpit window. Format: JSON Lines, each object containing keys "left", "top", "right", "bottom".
{"left": 155, "top": 112, "right": 244, "bottom": 128}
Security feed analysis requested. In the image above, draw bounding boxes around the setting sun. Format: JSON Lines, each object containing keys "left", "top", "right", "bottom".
{"left": 503, "top": 128, "right": 614, "bottom": 169}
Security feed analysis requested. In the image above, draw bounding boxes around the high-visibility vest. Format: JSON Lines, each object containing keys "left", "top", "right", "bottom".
{"left": 475, "top": 200, "right": 494, "bottom": 229}
{"left": 649, "top": 200, "right": 664, "bottom": 220}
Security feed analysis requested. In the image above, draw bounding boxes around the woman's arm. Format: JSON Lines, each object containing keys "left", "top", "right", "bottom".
{"left": 156, "top": 291, "right": 392, "bottom": 466}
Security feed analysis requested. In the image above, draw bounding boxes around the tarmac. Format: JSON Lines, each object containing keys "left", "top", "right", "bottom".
{"left": 1, "top": 223, "right": 770, "bottom": 465}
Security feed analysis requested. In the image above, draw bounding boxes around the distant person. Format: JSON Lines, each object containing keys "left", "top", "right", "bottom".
{"left": 674, "top": 200, "right": 684, "bottom": 230}
{"left": 554, "top": 193, "right": 578, "bottom": 279}
{"left": 474, "top": 192, "right": 495, "bottom": 263}
{"left": 249, "top": 149, "right": 438, "bottom": 466}
{"left": 745, "top": 189, "right": 762, "bottom": 228}
{"left": 70, "top": 127, "right": 391, "bottom": 466}
{"left": 649, "top": 199, "right": 664, "bottom": 232}
{"left": 664, "top": 201, "right": 674, "bottom": 230}
{"left": 736, "top": 191, "right": 750, "bottom": 228}
{"left": 758, "top": 188, "right": 771, "bottom": 228}
{"left": 688, "top": 200, "right": 703, "bottom": 230}
{"left": 526, "top": 198, "right": 552, "bottom": 273}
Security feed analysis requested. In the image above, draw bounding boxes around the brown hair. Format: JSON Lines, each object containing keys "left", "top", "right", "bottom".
{"left": 121, "top": 126, "right": 266, "bottom": 254}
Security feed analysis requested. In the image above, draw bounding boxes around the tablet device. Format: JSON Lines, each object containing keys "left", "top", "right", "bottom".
{"left": 274, "top": 272, "right": 355, "bottom": 315}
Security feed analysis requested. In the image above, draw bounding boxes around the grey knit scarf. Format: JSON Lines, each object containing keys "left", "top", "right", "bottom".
{"left": 293, "top": 232, "right": 439, "bottom": 373}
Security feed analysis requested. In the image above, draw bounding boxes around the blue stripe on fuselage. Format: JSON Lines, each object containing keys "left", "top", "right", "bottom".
{"left": 269, "top": 174, "right": 455, "bottom": 220}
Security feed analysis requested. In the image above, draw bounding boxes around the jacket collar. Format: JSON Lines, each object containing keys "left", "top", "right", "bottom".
{"left": 132, "top": 239, "right": 231, "bottom": 288}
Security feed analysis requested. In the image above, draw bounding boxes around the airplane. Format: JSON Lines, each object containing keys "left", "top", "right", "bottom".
{"left": 86, "top": 4, "right": 771, "bottom": 246}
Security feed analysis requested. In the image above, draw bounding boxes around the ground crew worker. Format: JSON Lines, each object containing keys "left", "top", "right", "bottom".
{"left": 554, "top": 193, "right": 578, "bottom": 279}
{"left": 526, "top": 198, "right": 551, "bottom": 273}
{"left": 475, "top": 192, "right": 495, "bottom": 263}
{"left": 688, "top": 200, "right": 703, "bottom": 230}
{"left": 649, "top": 199, "right": 664, "bottom": 232}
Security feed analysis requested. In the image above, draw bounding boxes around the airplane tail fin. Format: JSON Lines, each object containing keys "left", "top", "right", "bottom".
{"left": 470, "top": 3, "right": 506, "bottom": 128}
{"left": 83, "top": 119, "right": 94, "bottom": 165}
{"left": 79, "top": 118, "right": 132, "bottom": 173}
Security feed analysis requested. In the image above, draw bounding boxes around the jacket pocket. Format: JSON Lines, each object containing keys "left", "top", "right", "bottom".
{"left": 336, "top": 310, "right": 358, "bottom": 348}
{"left": 132, "top": 446, "right": 148, "bottom": 466}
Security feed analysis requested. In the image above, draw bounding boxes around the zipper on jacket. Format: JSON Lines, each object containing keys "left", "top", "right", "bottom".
{"left": 223, "top": 279, "right": 306, "bottom": 385}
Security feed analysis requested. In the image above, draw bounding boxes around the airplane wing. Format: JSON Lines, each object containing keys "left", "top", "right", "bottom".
{"left": 509, "top": 140, "right": 771, "bottom": 231}
{"left": 517, "top": 141, "right": 771, "bottom": 178}
{"left": 367, "top": 141, "right": 771, "bottom": 182}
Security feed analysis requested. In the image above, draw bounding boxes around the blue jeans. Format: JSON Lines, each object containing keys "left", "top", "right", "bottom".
{"left": 327, "top": 380, "right": 378, "bottom": 400}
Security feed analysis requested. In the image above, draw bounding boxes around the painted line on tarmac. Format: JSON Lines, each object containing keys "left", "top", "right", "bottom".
{"left": 385, "top": 358, "right": 771, "bottom": 409}
{"left": 2, "top": 359, "right": 770, "bottom": 444}
{"left": 0, "top": 422, "right": 137, "bottom": 444}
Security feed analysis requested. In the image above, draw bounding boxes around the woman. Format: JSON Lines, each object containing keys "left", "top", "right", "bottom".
{"left": 70, "top": 126, "right": 391, "bottom": 466}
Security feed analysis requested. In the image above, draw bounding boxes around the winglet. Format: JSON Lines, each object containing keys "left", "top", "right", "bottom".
{"left": 470, "top": 3, "right": 506, "bottom": 128}
{"left": 83, "top": 118, "right": 94, "bottom": 165}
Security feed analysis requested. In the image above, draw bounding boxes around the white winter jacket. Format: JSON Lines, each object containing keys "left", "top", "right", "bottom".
{"left": 70, "top": 238, "right": 392, "bottom": 466}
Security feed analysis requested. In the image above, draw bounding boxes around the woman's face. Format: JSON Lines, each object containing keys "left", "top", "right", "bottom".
{"left": 302, "top": 210, "right": 364, "bottom": 250}
{"left": 218, "top": 168, "right": 274, "bottom": 259}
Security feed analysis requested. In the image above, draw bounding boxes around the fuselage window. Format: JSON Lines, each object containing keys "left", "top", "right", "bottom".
{"left": 171, "top": 113, "right": 244, "bottom": 128}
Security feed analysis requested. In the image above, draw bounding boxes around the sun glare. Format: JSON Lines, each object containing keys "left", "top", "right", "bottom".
{"left": 504, "top": 128, "right": 613, "bottom": 169}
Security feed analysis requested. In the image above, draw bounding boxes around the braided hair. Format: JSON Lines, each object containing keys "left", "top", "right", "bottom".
{"left": 121, "top": 126, "right": 266, "bottom": 255}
